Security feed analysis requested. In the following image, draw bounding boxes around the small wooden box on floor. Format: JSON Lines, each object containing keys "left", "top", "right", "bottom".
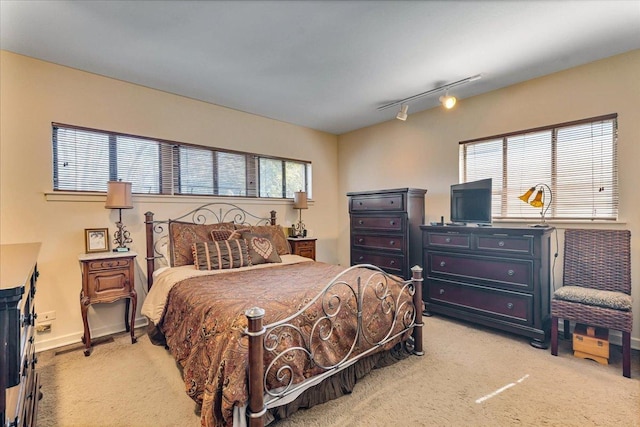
{"left": 573, "top": 323, "right": 609, "bottom": 365}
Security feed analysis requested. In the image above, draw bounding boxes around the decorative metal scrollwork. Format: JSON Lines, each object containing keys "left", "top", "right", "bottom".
{"left": 261, "top": 264, "right": 417, "bottom": 403}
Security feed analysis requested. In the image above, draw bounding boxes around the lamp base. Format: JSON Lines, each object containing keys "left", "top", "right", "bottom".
{"left": 113, "top": 247, "right": 130, "bottom": 252}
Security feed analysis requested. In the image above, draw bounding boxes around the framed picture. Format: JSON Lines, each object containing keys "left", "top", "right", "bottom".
{"left": 85, "top": 228, "right": 110, "bottom": 253}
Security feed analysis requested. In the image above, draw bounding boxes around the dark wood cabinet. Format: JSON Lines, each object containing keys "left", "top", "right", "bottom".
{"left": 348, "top": 188, "right": 426, "bottom": 279}
{"left": 1, "top": 243, "right": 42, "bottom": 427}
{"left": 288, "top": 238, "right": 316, "bottom": 260}
{"left": 79, "top": 252, "right": 137, "bottom": 356}
{"left": 421, "top": 225, "right": 553, "bottom": 348}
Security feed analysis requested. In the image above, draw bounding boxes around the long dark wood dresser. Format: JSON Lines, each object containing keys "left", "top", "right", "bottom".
{"left": 1, "top": 243, "right": 42, "bottom": 427}
{"left": 348, "top": 188, "right": 426, "bottom": 279}
{"left": 421, "top": 226, "right": 553, "bottom": 348}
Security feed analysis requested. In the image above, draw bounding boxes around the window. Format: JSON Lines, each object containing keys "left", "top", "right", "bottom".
{"left": 459, "top": 114, "right": 618, "bottom": 221}
{"left": 52, "top": 123, "right": 311, "bottom": 199}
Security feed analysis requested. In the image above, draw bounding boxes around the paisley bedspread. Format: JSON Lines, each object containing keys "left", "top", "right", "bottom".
{"left": 158, "top": 261, "right": 414, "bottom": 427}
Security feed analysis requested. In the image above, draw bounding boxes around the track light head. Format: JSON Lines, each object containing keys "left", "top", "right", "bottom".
{"left": 440, "top": 94, "right": 457, "bottom": 109}
{"left": 396, "top": 104, "right": 408, "bottom": 121}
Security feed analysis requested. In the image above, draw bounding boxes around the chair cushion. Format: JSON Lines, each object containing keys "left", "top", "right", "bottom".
{"left": 553, "top": 285, "right": 632, "bottom": 311}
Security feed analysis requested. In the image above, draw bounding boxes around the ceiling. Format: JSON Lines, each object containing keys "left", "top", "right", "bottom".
{"left": 2, "top": 1, "right": 639, "bottom": 135}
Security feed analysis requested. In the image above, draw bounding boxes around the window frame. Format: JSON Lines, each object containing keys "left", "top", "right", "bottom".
{"left": 51, "top": 122, "right": 312, "bottom": 200}
{"left": 459, "top": 113, "right": 618, "bottom": 222}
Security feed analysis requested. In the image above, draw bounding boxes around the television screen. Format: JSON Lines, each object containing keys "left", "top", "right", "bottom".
{"left": 450, "top": 178, "right": 492, "bottom": 224}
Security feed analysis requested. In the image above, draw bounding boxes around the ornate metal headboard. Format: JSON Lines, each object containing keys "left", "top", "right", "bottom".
{"left": 144, "top": 203, "right": 277, "bottom": 290}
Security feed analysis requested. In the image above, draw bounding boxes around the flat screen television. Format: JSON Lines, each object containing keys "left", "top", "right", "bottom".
{"left": 450, "top": 178, "right": 492, "bottom": 225}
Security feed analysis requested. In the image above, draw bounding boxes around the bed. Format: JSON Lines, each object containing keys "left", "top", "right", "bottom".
{"left": 141, "top": 203, "right": 424, "bottom": 427}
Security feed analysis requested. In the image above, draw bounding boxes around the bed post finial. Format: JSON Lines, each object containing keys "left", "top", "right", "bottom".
{"left": 269, "top": 210, "right": 277, "bottom": 226}
{"left": 245, "top": 307, "right": 266, "bottom": 427}
{"left": 145, "top": 211, "right": 155, "bottom": 291}
{"left": 410, "top": 265, "right": 424, "bottom": 356}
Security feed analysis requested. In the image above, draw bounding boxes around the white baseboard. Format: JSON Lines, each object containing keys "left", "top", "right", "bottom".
{"left": 35, "top": 316, "right": 148, "bottom": 353}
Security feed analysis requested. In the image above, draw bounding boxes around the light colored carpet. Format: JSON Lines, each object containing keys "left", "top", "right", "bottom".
{"left": 37, "top": 316, "right": 640, "bottom": 427}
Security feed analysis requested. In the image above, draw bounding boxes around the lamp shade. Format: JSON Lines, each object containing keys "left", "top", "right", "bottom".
{"left": 105, "top": 181, "right": 133, "bottom": 209}
{"left": 293, "top": 191, "right": 308, "bottom": 209}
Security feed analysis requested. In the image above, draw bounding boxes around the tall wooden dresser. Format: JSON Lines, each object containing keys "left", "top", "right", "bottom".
{"left": 421, "top": 226, "right": 553, "bottom": 348}
{"left": 1, "top": 243, "right": 42, "bottom": 427}
{"left": 348, "top": 188, "right": 426, "bottom": 279}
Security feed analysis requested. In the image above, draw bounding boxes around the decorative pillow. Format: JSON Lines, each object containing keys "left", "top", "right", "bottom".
{"left": 211, "top": 229, "right": 241, "bottom": 241}
{"left": 192, "top": 239, "right": 250, "bottom": 270}
{"left": 553, "top": 285, "right": 632, "bottom": 311}
{"left": 241, "top": 231, "right": 282, "bottom": 265}
{"left": 169, "top": 221, "right": 235, "bottom": 267}
{"left": 237, "top": 225, "right": 290, "bottom": 255}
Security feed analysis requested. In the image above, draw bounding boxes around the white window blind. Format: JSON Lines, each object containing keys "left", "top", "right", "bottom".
{"left": 459, "top": 114, "right": 618, "bottom": 221}
{"left": 52, "top": 123, "right": 311, "bottom": 199}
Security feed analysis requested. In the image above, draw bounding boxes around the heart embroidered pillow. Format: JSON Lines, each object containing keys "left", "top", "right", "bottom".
{"left": 240, "top": 232, "right": 282, "bottom": 265}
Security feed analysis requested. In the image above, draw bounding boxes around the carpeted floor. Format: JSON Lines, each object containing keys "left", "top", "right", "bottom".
{"left": 37, "top": 316, "right": 640, "bottom": 427}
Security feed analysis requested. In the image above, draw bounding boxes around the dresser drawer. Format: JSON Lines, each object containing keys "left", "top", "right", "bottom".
{"left": 350, "top": 193, "right": 405, "bottom": 212}
{"left": 351, "top": 215, "right": 404, "bottom": 232}
{"left": 427, "top": 279, "right": 533, "bottom": 324}
{"left": 425, "top": 232, "right": 471, "bottom": 249}
{"left": 352, "top": 234, "right": 404, "bottom": 252}
{"left": 351, "top": 250, "right": 404, "bottom": 274}
{"left": 427, "top": 252, "right": 533, "bottom": 291}
{"left": 476, "top": 234, "right": 534, "bottom": 255}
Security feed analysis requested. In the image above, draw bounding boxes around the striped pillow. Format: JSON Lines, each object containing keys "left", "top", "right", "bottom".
{"left": 192, "top": 239, "right": 250, "bottom": 270}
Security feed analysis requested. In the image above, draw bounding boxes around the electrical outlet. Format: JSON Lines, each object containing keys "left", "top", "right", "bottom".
{"left": 36, "top": 323, "right": 52, "bottom": 333}
{"left": 39, "top": 311, "right": 56, "bottom": 322}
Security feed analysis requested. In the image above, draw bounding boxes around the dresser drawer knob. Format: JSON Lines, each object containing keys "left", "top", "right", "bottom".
{"left": 358, "top": 256, "right": 364, "bottom": 261}
{"left": 389, "top": 200, "right": 394, "bottom": 205}
{"left": 390, "top": 220, "right": 396, "bottom": 226}
{"left": 440, "top": 261, "right": 446, "bottom": 267}
{"left": 439, "top": 288, "right": 445, "bottom": 295}
{"left": 507, "top": 302, "right": 514, "bottom": 310}
{"left": 358, "top": 238, "right": 364, "bottom": 243}
{"left": 445, "top": 237, "right": 451, "bottom": 243}
{"left": 498, "top": 241, "right": 505, "bottom": 247}
{"left": 389, "top": 260, "right": 395, "bottom": 265}
{"left": 507, "top": 269, "right": 515, "bottom": 276}
{"left": 358, "top": 220, "right": 364, "bottom": 225}
{"left": 389, "top": 240, "right": 395, "bottom": 245}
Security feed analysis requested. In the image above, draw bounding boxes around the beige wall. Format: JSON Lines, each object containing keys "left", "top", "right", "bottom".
{"left": 0, "top": 51, "right": 339, "bottom": 351}
{"left": 338, "top": 50, "right": 640, "bottom": 347}
{"left": 3, "top": 49, "right": 639, "bottom": 351}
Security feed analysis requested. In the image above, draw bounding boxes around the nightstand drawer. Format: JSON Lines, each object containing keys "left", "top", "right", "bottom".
{"left": 86, "top": 269, "right": 131, "bottom": 299}
{"left": 87, "top": 258, "right": 131, "bottom": 271}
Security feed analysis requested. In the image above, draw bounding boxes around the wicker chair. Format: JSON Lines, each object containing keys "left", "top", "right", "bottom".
{"left": 550, "top": 229, "right": 633, "bottom": 377}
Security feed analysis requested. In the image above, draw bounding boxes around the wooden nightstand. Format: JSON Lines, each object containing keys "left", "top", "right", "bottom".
{"left": 288, "top": 238, "right": 317, "bottom": 260}
{"left": 78, "top": 251, "right": 137, "bottom": 356}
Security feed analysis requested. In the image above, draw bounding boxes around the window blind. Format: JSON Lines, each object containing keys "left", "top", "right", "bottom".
{"left": 52, "top": 123, "right": 311, "bottom": 199}
{"left": 459, "top": 114, "right": 618, "bottom": 221}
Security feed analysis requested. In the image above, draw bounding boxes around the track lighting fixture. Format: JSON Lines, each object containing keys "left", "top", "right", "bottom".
{"left": 396, "top": 104, "right": 408, "bottom": 121}
{"left": 378, "top": 73, "right": 481, "bottom": 117}
{"left": 439, "top": 91, "right": 457, "bottom": 109}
